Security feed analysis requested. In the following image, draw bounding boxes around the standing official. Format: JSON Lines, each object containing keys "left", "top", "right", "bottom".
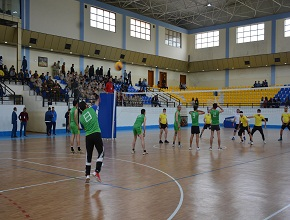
{"left": 51, "top": 107, "right": 57, "bottom": 135}
{"left": 19, "top": 107, "right": 29, "bottom": 137}
{"left": 11, "top": 107, "right": 17, "bottom": 138}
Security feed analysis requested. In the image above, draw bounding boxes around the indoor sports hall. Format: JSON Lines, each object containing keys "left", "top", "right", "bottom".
{"left": 1, "top": 0, "right": 290, "bottom": 219}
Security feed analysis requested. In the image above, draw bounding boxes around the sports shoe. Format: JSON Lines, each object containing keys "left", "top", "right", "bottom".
{"left": 143, "top": 150, "right": 148, "bottom": 155}
{"left": 71, "top": 149, "right": 75, "bottom": 154}
{"left": 196, "top": 147, "right": 200, "bottom": 151}
{"left": 263, "top": 141, "right": 266, "bottom": 144}
{"left": 93, "top": 171, "right": 101, "bottom": 182}
{"left": 249, "top": 141, "right": 253, "bottom": 145}
{"left": 78, "top": 149, "right": 84, "bottom": 154}
{"left": 172, "top": 144, "right": 175, "bottom": 147}
{"left": 164, "top": 140, "right": 169, "bottom": 143}
{"left": 189, "top": 147, "right": 192, "bottom": 150}
{"left": 131, "top": 149, "right": 135, "bottom": 154}
{"left": 278, "top": 138, "right": 282, "bottom": 141}
{"left": 218, "top": 147, "right": 223, "bottom": 150}
{"left": 85, "top": 175, "right": 90, "bottom": 183}
{"left": 178, "top": 144, "right": 182, "bottom": 148}
{"left": 231, "top": 137, "right": 235, "bottom": 140}
{"left": 240, "top": 140, "right": 244, "bottom": 143}
{"left": 159, "top": 140, "right": 163, "bottom": 144}
{"left": 199, "top": 134, "right": 202, "bottom": 138}
{"left": 209, "top": 147, "right": 212, "bottom": 151}
{"left": 243, "top": 136, "right": 246, "bottom": 141}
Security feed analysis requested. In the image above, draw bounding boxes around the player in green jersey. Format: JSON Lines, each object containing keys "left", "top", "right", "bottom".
{"left": 189, "top": 105, "right": 205, "bottom": 150}
{"left": 69, "top": 100, "right": 82, "bottom": 154}
{"left": 173, "top": 105, "right": 182, "bottom": 147}
{"left": 79, "top": 95, "right": 103, "bottom": 183}
{"left": 210, "top": 103, "right": 224, "bottom": 150}
{"left": 132, "top": 109, "right": 148, "bottom": 155}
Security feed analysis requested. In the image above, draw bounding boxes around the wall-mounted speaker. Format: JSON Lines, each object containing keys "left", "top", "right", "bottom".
{"left": 65, "top": 44, "right": 71, "bottom": 50}
{"left": 142, "top": 58, "right": 147, "bottom": 63}
{"left": 120, "top": 54, "right": 125, "bottom": 59}
{"left": 275, "top": 58, "right": 280, "bottom": 62}
{"left": 29, "top": 38, "right": 37, "bottom": 44}
{"left": 244, "top": 61, "right": 250, "bottom": 65}
{"left": 95, "top": 49, "right": 100, "bottom": 55}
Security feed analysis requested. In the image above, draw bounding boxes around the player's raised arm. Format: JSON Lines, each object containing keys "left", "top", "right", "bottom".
{"left": 218, "top": 105, "right": 224, "bottom": 113}
{"left": 197, "top": 110, "right": 205, "bottom": 115}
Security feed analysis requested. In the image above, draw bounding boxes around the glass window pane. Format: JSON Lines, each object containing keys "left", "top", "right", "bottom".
{"left": 136, "top": 20, "right": 140, "bottom": 26}
{"left": 91, "top": 7, "right": 97, "bottom": 14}
{"left": 110, "top": 13, "right": 115, "bottom": 19}
{"left": 110, "top": 26, "right": 115, "bottom": 32}
{"left": 97, "top": 9, "right": 103, "bottom": 16}
{"left": 177, "top": 43, "right": 181, "bottom": 48}
{"left": 104, "top": 24, "right": 109, "bottom": 30}
{"left": 97, "top": 22, "right": 103, "bottom": 29}
{"left": 251, "top": 36, "right": 257, "bottom": 41}
{"left": 97, "top": 16, "right": 103, "bottom": 22}
{"left": 165, "top": 39, "right": 168, "bottom": 45}
{"left": 258, "top": 23, "right": 264, "bottom": 29}
{"left": 258, "top": 35, "right": 264, "bottom": 41}
{"left": 131, "top": 19, "right": 135, "bottom": 25}
{"left": 146, "top": 35, "right": 150, "bottom": 40}
{"left": 141, "top": 22, "right": 145, "bottom": 28}
{"left": 244, "top": 37, "right": 250, "bottom": 42}
{"left": 251, "top": 25, "right": 257, "bottom": 31}
{"left": 141, "top": 27, "right": 145, "bottom": 33}
{"left": 90, "top": 20, "right": 96, "bottom": 27}
{"left": 146, "top": 23, "right": 150, "bottom": 29}
{"left": 104, "top": 17, "right": 109, "bottom": 24}
{"left": 130, "top": 30, "right": 135, "bottom": 37}
{"left": 285, "top": 31, "right": 290, "bottom": 37}
{"left": 91, "top": 14, "right": 97, "bottom": 21}
{"left": 213, "top": 41, "right": 219, "bottom": 47}
{"left": 244, "top": 26, "right": 250, "bottom": 32}
{"left": 136, "top": 32, "right": 141, "bottom": 38}
{"left": 141, "top": 33, "right": 145, "bottom": 39}
{"left": 131, "top": 25, "right": 135, "bottom": 31}
{"left": 146, "top": 29, "right": 150, "bottom": 35}
{"left": 251, "top": 30, "right": 257, "bottom": 36}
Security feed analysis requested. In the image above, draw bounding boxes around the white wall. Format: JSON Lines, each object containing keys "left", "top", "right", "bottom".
{"left": 30, "top": 0, "right": 80, "bottom": 39}
{"left": 229, "top": 21, "right": 272, "bottom": 57}
{"left": 0, "top": 44, "right": 17, "bottom": 68}
{"left": 0, "top": 105, "right": 25, "bottom": 133}
{"left": 158, "top": 26, "right": 188, "bottom": 61}
{"left": 276, "top": 65, "right": 290, "bottom": 85}
{"left": 229, "top": 67, "right": 271, "bottom": 87}
{"left": 83, "top": 4, "right": 123, "bottom": 48}
{"left": 188, "top": 29, "right": 226, "bottom": 62}
{"left": 0, "top": 105, "right": 286, "bottom": 134}
{"left": 276, "top": 18, "right": 290, "bottom": 53}
{"left": 187, "top": 70, "right": 225, "bottom": 88}
{"left": 126, "top": 17, "right": 156, "bottom": 55}
{"left": 29, "top": 49, "right": 80, "bottom": 74}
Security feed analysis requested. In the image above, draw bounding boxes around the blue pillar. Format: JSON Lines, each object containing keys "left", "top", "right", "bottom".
{"left": 271, "top": 65, "right": 276, "bottom": 86}
{"left": 79, "top": 0, "right": 84, "bottom": 72}
{"left": 225, "top": 27, "right": 229, "bottom": 58}
{"left": 122, "top": 14, "right": 126, "bottom": 76}
{"left": 225, "top": 69, "right": 229, "bottom": 87}
{"left": 271, "top": 19, "right": 276, "bottom": 54}
{"left": 155, "top": 25, "right": 159, "bottom": 85}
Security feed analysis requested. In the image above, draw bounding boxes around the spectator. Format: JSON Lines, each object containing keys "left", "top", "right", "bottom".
{"left": 0, "top": 55, "right": 3, "bottom": 70}
{"left": 85, "top": 65, "right": 89, "bottom": 76}
{"left": 89, "top": 65, "right": 94, "bottom": 79}
{"left": 61, "top": 62, "right": 66, "bottom": 76}
{"left": 100, "top": 66, "right": 103, "bottom": 77}
{"left": 19, "top": 107, "right": 29, "bottom": 137}
{"left": 151, "top": 95, "right": 161, "bottom": 107}
{"left": 45, "top": 107, "right": 53, "bottom": 136}
{"left": 179, "top": 82, "right": 187, "bottom": 90}
{"left": 56, "top": 61, "right": 61, "bottom": 75}
{"left": 191, "top": 98, "right": 195, "bottom": 107}
{"left": 128, "top": 71, "right": 132, "bottom": 86}
{"left": 253, "top": 81, "right": 257, "bottom": 88}
{"left": 65, "top": 108, "right": 70, "bottom": 134}
{"left": 195, "top": 98, "right": 199, "bottom": 107}
{"left": 260, "top": 97, "right": 264, "bottom": 108}
{"left": 107, "top": 68, "right": 111, "bottom": 78}
{"left": 11, "top": 107, "right": 18, "bottom": 138}
{"left": 51, "top": 107, "right": 57, "bottom": 135}
{"left": 257, "top": 81, "right": 261, "bottom": 87}
{"left": 21, "top": 56, "right": 27, "bottom": 72}
{"left": 263, "top": 97, "right": 268, "bottom": 108}
{"left": 263, "top": 80, "right": 268, "bottom": 87}
{"left": 124, "top": 70, "right": 128, "bottom": 83}
{"left": 105, "top": 77, "right": 114, "bottom": 93}
{"left": 52, "top": 62, "right": 58, "bottom": 77}
{"left": 70, "top": 64, "right": 75, "bottom": 74}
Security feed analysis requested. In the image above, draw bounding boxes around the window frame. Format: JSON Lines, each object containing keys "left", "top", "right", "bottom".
{"left": 90, "top": 6, "right": 116, "bottom": 33}
{"left": 130, "top": 18, "right": 151, "bottom": 41}
{"left": 236, "top": 23, "right": 265, "bottom": 44}
{"left": 285, "top": 18, "right": 290, "bottom": 37}
{"left": 165, "top": 29, "right": 182, "bottom": 48}
{"left": 195, "top": 30, "right": 219, "bottom": 49}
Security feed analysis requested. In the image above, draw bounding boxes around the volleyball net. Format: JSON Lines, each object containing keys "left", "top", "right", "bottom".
{"left": 119, "top": 85, "right": 290, "bottom": 109}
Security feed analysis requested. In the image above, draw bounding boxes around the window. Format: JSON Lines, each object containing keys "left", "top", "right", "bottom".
{"left": 285, "top": 18, "right": 290, "bottom": 37}
{"left": 90, "top": 7, "right": 116, "bottom": 32}
{"left": 236, "top": 23, "right": 264, "bottom": 43}
{"left": 130, "top": 18, "right": 150, "bottom": 41}
{"left": 195, "top": 30, "right": 219, "bottom": 49}
{"left": 165, "top": 29, "right": 181, "bottom": 48}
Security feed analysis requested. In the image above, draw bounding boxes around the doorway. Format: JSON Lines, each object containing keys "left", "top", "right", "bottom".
{"left": 148, "top": 70, "right": 154, "bottom": 87}
{"left": 159, "top": 72, "right": 167, "bottom": 88}
{"left": 180, "top": 74, "right": 186, "bottom": 85}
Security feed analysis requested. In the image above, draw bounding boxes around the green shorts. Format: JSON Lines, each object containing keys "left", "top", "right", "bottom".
{"left": 174, "top": 123, "right": 180, "bottom": 131}
{"left": 70, "top": 124, "right": 80, "bottom": 135}
{"left": 133, "top": 126, "right": 142, "bottom": 136}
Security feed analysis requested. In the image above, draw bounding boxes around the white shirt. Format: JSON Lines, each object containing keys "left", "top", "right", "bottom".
{"left": 234, "top": 113, "right": 240, "bottom": 124}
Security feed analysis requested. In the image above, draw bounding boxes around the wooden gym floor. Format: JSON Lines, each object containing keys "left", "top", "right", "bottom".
{"left": 0, "top": 127, "right": 290, "bottom": 220}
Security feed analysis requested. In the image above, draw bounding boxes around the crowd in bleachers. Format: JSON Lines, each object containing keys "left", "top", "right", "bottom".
{"left": 260, "top": 96, "right": 281, "bottom": 108}
{"left": 253, "top": 80, "right": 268, "bottom": 88}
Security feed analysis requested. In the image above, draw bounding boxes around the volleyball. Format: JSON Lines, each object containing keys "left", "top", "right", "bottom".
{"left": 114, "top": 61, "right": 123, "bottom": 71}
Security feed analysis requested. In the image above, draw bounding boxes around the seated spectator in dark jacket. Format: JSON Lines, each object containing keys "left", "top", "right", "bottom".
{"left": 262, "top": 80, "right": 268, "bottom": 87}
{"left": 151, "top": 95, "right": 161, "bottom": 107}
{"left": 180, "top": 83, "right": 187, "bottom": 90}
{"left": 257, "top": 81, "right": 261, "bottom": 87}
{"left": 253, "top": 81, "right": 257, "bottom": 88}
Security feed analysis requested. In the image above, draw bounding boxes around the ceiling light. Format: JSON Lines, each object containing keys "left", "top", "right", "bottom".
{"left": 248, "top": 66, "right": 250, "bottom": 67}
{"left": 70, "top": 52, "right": 72, "bottom": 54}
{"left": 266, "top": 65, "right": 268, "bottom": 66}
{"left": 207, "top": 3, "right": 212, "bottom": 7}
{"left": 188, "top": 71, "right": 190, "bottom": 72}
{"left": 4, "top": 41, "right": 7, "bottom": 44}
{"left": 166, "top": 68, "right": 168, "bottom": 69}
{"left": 202, "top": 70, "right": 204, "bottom": 71}
{"left": 29, "top": 45, "right": 31, "bottom": 47}
{"left": 156, "top": 66, "right": 158, "bottom": 68}
{"left": 285, "top": 63, "right": 287, "bottom": 64}
{"left": 217, "top": 69, "right": 219, "bottom": 70}
{"left": 232, "top": 67, "right": 234, "bottom": 69}
{"left": 132, "top": 62, "right": 134, "bottom": 64}
{"left": 87, "top": 55, "right": 90, "bottom": 57}
{"left": 12, "top": 11, "right": 17, "bottom": 14}
{"left": 50, "top": 49, "right": 53, "bottom": 51}
{"left": 104, "top": 58, "right": 106, "bottom": 59}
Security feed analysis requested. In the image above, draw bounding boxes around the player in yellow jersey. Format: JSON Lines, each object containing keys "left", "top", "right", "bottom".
{"left": 248, "top": 109, "right": 266, "bottom": 144}
{"left": 200, "top": 109, "right": 211, "bottom": 138}
{"left": 278, "top": 106, "right": 290, "bottom": 141}
{"left": 238, "top": 111, "right": 253, "bottom": 145}
{"left": 159, "top": 108, "right": 169, "bottom": 144}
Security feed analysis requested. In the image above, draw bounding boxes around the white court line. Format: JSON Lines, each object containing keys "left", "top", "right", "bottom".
{"left": 107, "top": 157, "right": 184, "bottom": 220}
{"left": 0, "top": 177, "right": 81, "bottom": 193}
{"left": 263, "top": 203, "right": 290, "bottom": 220}
{"left": 10, "top": 159, "right": 84, "bottom": 173}
{"left": 153, "top": 144, "right": 227, "bottom": 152}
